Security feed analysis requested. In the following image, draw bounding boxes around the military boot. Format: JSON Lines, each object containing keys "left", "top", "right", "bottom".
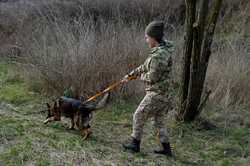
{"left": 123, "top": 137, "right": 140, "bottom": 153}
{"left": 154, "top": 142, "right": 172, "bottom": 156}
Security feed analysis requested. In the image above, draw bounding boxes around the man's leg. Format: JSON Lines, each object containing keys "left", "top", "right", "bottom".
{"left": 123, "top": 94, "right": 152, "bottom": 152}
{"left": 131, "top": 104, "right": 149, "bottom": 141}
{"left": 154, "top": 107, "right": 172, "bottom": 156}
{"left": 154, "top": 110, "right": 169, "bottom": 143}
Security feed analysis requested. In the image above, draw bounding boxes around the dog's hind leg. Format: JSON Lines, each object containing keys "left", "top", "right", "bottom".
{"left": 69, "top": 117, "right": 75, "bottom": 130}
{"left": 75, "top": 112, "right": 80, "bottom": 129}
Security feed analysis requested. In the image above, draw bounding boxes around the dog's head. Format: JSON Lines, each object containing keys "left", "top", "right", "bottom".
{"left": 43, "top": 100, "right": 61, "bottom": 124}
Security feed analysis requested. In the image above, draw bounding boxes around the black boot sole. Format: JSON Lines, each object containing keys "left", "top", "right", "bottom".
{"left": 154, "top": 150, "right": 172, "bottom": 156}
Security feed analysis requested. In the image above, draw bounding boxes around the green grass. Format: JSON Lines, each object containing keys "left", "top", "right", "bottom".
{"left": 0, "top": 60, "right": 250, "bottom": 165}
{"left": 0, "top": 61, "right": 40, "bottom": 105}
{"left": 0, "top": 83, "right": 35, "bottom": 104}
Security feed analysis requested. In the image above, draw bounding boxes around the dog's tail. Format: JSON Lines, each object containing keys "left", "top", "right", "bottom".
{"left": 95, "top": 92, "right": 110, "bottom": 110}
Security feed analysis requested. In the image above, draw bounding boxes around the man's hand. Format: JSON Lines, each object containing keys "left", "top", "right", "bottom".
{"left": 121, "top": 74, "right": 130, "bottom": 83}
{"left": 121, "top": 74, "right": 137, "bottom": 83}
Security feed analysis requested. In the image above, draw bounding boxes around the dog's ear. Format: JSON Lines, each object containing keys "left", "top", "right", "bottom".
{"left": 46, "top": 103, "right": 51, "bottom": 108}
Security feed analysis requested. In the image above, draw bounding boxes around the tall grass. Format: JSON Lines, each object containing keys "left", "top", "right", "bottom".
{"left": 1, "top": 0, "right": 250, "bottom": 105}
{"left": 207, "top": 35, "right": 250, "bottom": 107}
{"left": 11, "top": 0, "right": 182, "bottom": 99}
{"left": 18, "top": 20, "right": 146, "bottom": 98}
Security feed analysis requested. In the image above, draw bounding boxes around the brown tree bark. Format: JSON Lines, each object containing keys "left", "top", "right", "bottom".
{"left": 177, "top": 0, "right": 196, "bottom": 121}
{"left": 177, "top": 0, "right": 223, "bottom": 122}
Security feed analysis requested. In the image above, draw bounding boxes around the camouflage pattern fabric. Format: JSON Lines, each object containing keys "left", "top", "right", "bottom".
{"left": 131, "top": 91, "right": 172, "bottom": 143}
{"left": 129, "top": 40, "right": 174, "bottom": 94}
{"left": 129, "top": 40, "right": 174, "bottom": 143}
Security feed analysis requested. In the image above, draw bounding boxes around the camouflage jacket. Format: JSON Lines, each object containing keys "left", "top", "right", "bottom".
{"left": 129, "top": 40, "right": 174, "bottom": 94}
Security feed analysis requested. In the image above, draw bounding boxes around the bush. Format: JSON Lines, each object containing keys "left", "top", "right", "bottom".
{"left": 18, "top": 19, "right": 147, "bottom": 98}
{"left": 1, "top": 0, "right": 249, "bottom": 105}
{"left": 13, "top": 0, "right": 182, "bottom": 99}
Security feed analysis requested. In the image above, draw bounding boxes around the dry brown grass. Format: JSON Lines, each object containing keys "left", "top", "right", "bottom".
{"left": 17, "top": 19, "right": 147, "bottom": 98}
{"left": 207, "top": 35, "right": 250, "bottom": 107}
{"left": 8, "top": 0, "right": 183, "bottom": 99}
{"left": 1, "top": 0, "right": 249, "bottom": 105}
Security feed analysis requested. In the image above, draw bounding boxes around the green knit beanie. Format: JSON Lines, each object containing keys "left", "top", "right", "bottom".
{"left": 145, "top": 21, "right": 164, "bottom": 40}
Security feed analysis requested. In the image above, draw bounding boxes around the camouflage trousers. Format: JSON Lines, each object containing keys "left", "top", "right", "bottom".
{"left": 131, "top": 91, "right": 172, "bottom": 143}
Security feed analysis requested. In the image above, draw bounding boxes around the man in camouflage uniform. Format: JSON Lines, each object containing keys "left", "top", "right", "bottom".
{"left": 122, "top": 21, "right": 174, "bottom": 156}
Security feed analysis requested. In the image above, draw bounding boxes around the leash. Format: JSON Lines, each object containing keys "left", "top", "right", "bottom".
{"left": 83, "top": 75, "right": 137, "bottom": 104}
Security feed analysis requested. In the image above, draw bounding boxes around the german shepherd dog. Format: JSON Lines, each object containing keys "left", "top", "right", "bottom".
{"left": 44, "top": 93, "right": 109, "bottom": 140}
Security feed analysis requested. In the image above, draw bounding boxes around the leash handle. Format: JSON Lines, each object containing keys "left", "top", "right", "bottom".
{"left": 83, "top": 75, "right": 137, "bottom": 103}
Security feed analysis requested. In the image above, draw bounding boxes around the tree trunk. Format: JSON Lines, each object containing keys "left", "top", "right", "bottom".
{"left": 177, "top": 0, "right": 196, "bottom": 121}
{"left": 177, "top": 0, "right": 223, "bottom": 122}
